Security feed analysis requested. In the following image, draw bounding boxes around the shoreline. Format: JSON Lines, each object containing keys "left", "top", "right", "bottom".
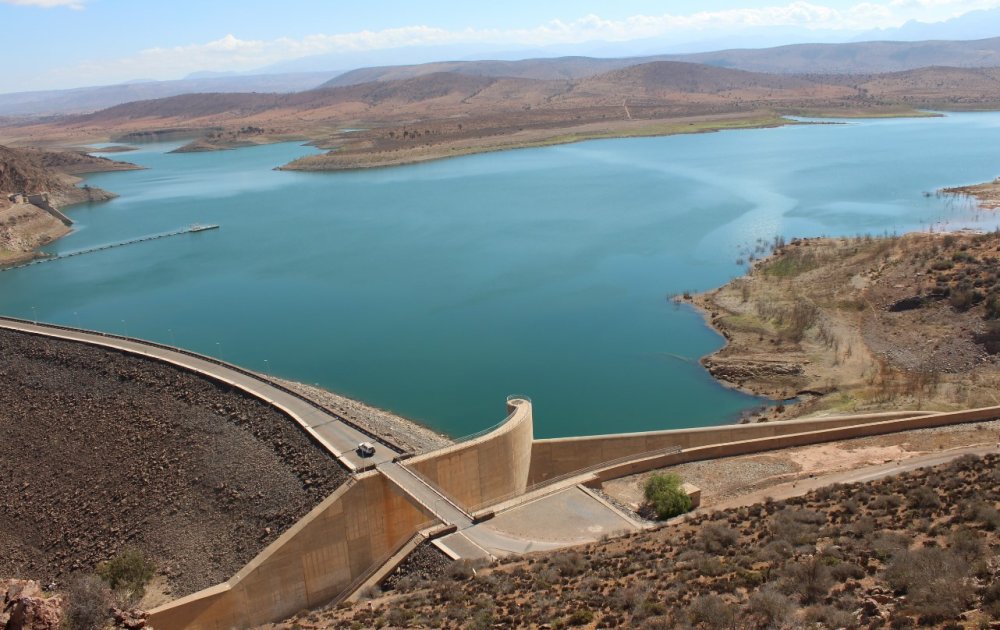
{"left": 690, "top": 227, "right": 1000, "bottom": 424}
{"left": 0, "top": 146, "right": 141, "bottom": 266}
{"left": 941, "top": 175, "right": 1000, "bottom": 209}
{"left": 277, "top": 113, "right": 796, "bottom": 172}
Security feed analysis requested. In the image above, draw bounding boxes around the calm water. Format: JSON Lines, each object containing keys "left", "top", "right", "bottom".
{"left": 3, "top": 113, "right": 1000, "bottom": 438}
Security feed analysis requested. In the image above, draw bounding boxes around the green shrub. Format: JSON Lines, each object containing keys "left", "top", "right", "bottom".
{"left": 95, "top": 548, "right": 154, "bottom": 605}
{"left": 643, "top": 474, "right": 692, "bottom": 520}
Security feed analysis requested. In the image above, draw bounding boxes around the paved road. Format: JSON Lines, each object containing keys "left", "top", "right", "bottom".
{"left": 0, "top": 318, "right": 395, "bottom": 470}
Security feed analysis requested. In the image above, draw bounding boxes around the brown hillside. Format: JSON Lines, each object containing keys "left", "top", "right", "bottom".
{"left": 861, "top": 66, "right": 1000, "bottom": 109}
{"left": 586, "top": 61, "right": 817, "bottom": 94}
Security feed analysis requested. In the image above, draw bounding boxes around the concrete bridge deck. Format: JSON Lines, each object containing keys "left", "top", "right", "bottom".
{"left": 0, "top": 317, "right": 396, "bottom": 471}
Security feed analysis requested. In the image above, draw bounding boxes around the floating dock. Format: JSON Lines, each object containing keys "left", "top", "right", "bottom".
{"left": 2, "top": 224, "right": 219, "bottom": 271}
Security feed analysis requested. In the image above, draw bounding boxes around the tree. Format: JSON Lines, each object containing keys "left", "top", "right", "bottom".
{"left": 643, "top": 473, "right": 692, "bottom": 519}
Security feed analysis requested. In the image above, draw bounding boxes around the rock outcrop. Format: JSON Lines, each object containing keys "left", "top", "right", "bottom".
{"left": 0, "top": 580, "right": 63, "bottom": 630}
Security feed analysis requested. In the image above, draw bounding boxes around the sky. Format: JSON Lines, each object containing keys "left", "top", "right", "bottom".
{"left": 4, "top": 0, "right": 1000, "bottom": 92}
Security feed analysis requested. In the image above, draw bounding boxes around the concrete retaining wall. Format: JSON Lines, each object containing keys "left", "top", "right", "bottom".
{"left": 405, "top": 398, "right": 534, "bottom": 511}
{"left": 529, "top": 410, "right": 941, "bottom": 483}
{"left": 583, "top": 405, "right": 1000, "bottom": 484}
{"left": 147, "top": 471, "right": 437, "bottom": 630}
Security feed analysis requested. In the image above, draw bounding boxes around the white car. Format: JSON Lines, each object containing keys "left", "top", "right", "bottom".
{"left": 356, "top": 442, "right": 376, "bottom": 457}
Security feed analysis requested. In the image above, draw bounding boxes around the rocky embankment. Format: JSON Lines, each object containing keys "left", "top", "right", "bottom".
{"left": 694, "top": 232, "right": 1000, "bottom": 421}
{"left": 0, "top": 328, "right": 348, "bottom": 599}
{"left": 275, "top": 378, "right": 451, "bottom": 453}
{"left": 0, "top": 145, "right": 140, "bottom": 265}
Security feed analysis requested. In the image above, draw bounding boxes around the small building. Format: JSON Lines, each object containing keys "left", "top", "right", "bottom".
{"left": 7, "top": 193, "right": 25, "bottom": 204}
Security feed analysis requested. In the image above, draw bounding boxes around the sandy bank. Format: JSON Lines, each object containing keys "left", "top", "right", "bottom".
{"left": 942, "top": 176, "right": 1000, "bottom": 209}
{"left": 278, "top": 113, "right": 794, "bottom": 172}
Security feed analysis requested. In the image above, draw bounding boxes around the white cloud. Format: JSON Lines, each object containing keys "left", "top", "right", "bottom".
{"left": 24, "top": 0, "right": 1000, "bottom": 89}
{"left": 1, "top": 0, "right": 84, "bottom": 8}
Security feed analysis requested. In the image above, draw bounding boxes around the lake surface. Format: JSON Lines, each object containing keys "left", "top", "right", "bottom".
{"left": 3, "top": 113, "right": 1000, "bottom": 438}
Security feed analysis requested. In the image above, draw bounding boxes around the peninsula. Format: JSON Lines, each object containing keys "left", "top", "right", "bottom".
{"left": 0, "top": 145, "right": 140, "bottom": 266}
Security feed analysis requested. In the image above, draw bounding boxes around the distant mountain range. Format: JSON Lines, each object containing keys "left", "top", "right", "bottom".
{"left": 5, "top": 36, "right": 1000, "bottom": 118}
{"left": 0, "top": 72, "right": 337, "bottom": 117}
{"left": 322, "top": 38, "right": 1000, "bottom": 89}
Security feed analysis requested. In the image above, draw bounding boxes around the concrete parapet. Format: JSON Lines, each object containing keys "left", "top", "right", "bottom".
{"left": 146, "top": 472, "right": 438, "bottom": 630}
{"left": 405, "top": 398, "right": 534, "bottom": 511}
{"left": 585, "top": 405, "right": 1000, "bottom": 485}
{"left": 529, "top": 410, "right": 938, "bottom": 483}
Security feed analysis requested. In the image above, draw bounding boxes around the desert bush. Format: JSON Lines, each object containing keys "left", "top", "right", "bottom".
{"left": 644, "top": 474, "right": 692, "bottom": 520}
{"left": 830, "top": 562, "right": 866, "bottom": 582}
{"left": 802, "top": 604, "right": 857, "bottom": 629}
{"left": 949, "top": 285, "right": 981, "bottom": 311}
{"left": 687, "top": 594, "right": 735, "bottom": 628}
{"left": 64, "top": 574, "right": 110, "bottom": 630}
{"left": 982, "top": 580, "right": 1000, "bottom": 618}
{"left": 985, "top": 292, "right": 1000, "bottom": 319}
{"left": 551, "top": 551, "right": 589, "bottom": 577}
{"left": 906, "top": 486, "right": 941, "bottom": 511}
{"left": 976, "top": 504, "right": 1000, "bottom": 530}
{"left": 698, "top": 524, "right": 739, "bottom": 553}
{"left": 949, "top": 527, "right": 985, "bottom": 561}
{"left": 885, "top": 547, "right": 971, "bottom": 622}
{"left": 768, "top": 508, "right": 825, "bottom": 546}
{"left": 780, "top": 556, "right": 833, "bottom": 604}
{"left": 566, "top": 608, "right": 594, "bottom": 626}
{"left": 95, "top": 547, "right": 154, "bottom": 605}
{"left": 746, "top": 586, "right": 794, "bottom": 629}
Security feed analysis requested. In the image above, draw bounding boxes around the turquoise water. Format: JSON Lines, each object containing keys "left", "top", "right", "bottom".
{"left": 3, "top": 113, "right": 1000, "bottom": 438}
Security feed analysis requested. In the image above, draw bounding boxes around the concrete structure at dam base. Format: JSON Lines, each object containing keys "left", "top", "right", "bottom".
{"left": 1, "top": 317, "right": 996, "bottom": 630}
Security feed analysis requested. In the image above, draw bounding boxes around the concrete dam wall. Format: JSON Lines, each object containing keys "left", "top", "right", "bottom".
{"left": 147, "top": 471, "right": 437, "bottom": 629}
{"left": 405, "top": 397, "right": 533, "bottom": 511}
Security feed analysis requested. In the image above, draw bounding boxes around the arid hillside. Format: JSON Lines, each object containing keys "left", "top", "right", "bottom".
{"left": 0, "top": 145, "right": 139, "bottom": 265}
{"left": 5, "top": 61, "right": 999, "bottom": 171}
{"left": 695, "top": 229, "right": 1000, "bottom": 423}
{"left": 277, "top": 452, "right": 1000, "bottom": 629}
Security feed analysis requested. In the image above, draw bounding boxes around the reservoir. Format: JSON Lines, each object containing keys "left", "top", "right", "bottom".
{"left": 2, "top": 112, "right": 999, "bottom": 438}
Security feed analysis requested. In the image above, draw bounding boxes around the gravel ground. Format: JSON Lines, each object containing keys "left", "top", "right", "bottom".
{"left": 603, "top": 419, "right": 1000, "bottom": 511}
{"left": 379, "top": 541, "right": 451, "bottom": 591}
{"left": 0, "top": 328, "right": 349, "bottom": 598}
{"left": 590, "top": 488, "right": 655, "bottom": 527}
{"left": 274, "top": 379, "right": 452, "bottom": 454}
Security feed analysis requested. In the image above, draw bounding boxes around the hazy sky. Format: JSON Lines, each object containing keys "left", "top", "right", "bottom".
{"left": 4, "top": 0, "right": 1000, "bottom": 91}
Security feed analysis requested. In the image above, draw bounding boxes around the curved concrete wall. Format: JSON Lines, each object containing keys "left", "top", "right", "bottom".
{"left": 147, "top": 471, "right": 437, "bottom": 630}
{"left": 586, "top": 405, "right": 1000, "bottom": 484}
{"left": 529, "top": 410, "right": 940, "bottom": 483}
{"left": 405, "top": 398, "right": 534, "bottom": 511}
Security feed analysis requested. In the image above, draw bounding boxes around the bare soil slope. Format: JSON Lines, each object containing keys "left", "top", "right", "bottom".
{"left": 0, "top": 328, "right": 348, "bottom": 599}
